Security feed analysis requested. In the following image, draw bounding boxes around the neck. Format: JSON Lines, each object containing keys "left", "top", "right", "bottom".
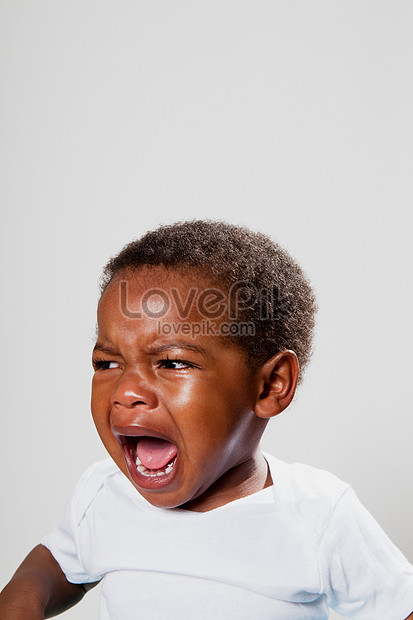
{"left": 182, "top": 450, "right": 273, "bottom": 512}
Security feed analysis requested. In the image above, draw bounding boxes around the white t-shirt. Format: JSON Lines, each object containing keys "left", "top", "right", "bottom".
{"left": 41, "top": 454, "right": 413, "bottom": 620}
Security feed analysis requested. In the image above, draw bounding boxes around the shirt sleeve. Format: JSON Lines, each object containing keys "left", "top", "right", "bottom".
{"left": 319, "top": 486, "right": 413, "bottom": 620}
{"left": 40, "top": 464, "right": 104, "bottom": 585}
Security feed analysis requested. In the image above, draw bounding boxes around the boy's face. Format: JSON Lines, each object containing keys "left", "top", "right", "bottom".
{"left": 91, "top": 267, "right": 268, "bottom": 511}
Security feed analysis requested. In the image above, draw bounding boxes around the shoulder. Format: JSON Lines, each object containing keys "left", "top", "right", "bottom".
{"left": 69, "top": 458, "right": 122, "bottom": 526}
{"left": 264, "top": 452, "right": 351, "bottom": 538}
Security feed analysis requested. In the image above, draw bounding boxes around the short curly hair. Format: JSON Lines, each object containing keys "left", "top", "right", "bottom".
{"left": 100, "top": 220, "right": 317, "bottom": 380}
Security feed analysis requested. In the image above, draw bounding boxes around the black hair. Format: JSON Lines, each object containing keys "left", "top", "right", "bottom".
{"left": 100, "top": 220, "right": 317, "bottom": 380}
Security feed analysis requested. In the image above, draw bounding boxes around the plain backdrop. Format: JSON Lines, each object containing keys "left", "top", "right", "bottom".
{"left": 1, "top": 2, "right": 412, "bottom": 618}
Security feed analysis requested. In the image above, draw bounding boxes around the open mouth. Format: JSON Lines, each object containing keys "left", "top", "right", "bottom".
{"left": 120, "top": 435, "right": 179, "bottom": 489}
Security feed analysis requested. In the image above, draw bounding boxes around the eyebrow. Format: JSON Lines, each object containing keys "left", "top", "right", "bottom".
{"left": 149, "top": 342, "right": 209, "bottom": 358}
{"left": 92, "top": 341, "right": 209, "bottom": 358}
{"left": 92, "top": 342, "right": 120, "bottom": 356}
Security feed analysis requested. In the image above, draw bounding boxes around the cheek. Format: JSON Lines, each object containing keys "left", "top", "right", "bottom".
{"left": 90, "top": 378, "right": 112, "bottom": 428}
{"left": 181, "top": 392, "right": 241, "bottom": 448}
{"left": 91, "top": 383, "right": 124, "bottom": 462}
{"left": 165, "top": 379, "right": 203, "bottom": 410}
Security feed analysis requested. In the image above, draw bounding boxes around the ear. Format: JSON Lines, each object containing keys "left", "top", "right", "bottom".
{"left": 253, "top": 350, "right": 299, "bottom": 419}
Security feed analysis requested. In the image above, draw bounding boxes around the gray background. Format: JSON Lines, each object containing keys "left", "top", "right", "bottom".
{"left": 1, "top": 2, "right": 412, "bottom": 618}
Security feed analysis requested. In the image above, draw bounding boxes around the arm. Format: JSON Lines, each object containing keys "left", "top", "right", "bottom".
{"left": 0, "top": 544, "right": 98, "bottom": 619}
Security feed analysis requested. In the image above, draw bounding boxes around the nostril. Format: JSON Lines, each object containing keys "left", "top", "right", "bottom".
{"left": 113, "top": 398, "right": 147, "bottom": 408}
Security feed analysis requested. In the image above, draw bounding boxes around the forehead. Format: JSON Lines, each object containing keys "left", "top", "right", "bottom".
{"left": 96, "top": 267, "right": 241, "bottom": 356}
{"left": 98, "top": 266, "right": 221, "bottom": 318}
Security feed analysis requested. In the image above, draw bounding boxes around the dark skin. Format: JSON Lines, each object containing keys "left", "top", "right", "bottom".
{"left": 0, "top": 545, "right": 97, "bottom": 618}
{"left": 1, "top": 267, "right": 412, "bottom": 618}
{"left": 90, "top": 268, "right": 297, "bottom": 511}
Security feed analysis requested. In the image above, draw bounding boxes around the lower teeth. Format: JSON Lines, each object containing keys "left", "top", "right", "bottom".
{"left": 135, "top": 456, "right": 175, "bottom": 477}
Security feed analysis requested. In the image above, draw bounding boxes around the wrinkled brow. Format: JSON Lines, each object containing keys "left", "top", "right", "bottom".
{"left": 92, "top": 342, "right": 120, "bottom": 356}
{"left": 92, "top": 340, "right": 209, "bottom": 358}
{"left": 147, "top": 341, "right": 208, "bottom": 358}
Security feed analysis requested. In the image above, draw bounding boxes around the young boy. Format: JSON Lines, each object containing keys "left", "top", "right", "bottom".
{"left": 1, "top": 220, "right": 413, "bottom": 619}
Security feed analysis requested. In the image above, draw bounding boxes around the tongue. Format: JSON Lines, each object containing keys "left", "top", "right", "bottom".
{"left": 136, "top": 437, "right": 178, "bottom": 469}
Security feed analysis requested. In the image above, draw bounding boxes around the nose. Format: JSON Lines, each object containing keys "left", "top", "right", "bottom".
{"left": 111, "top": 371, "right": 158, "bottom": 410}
